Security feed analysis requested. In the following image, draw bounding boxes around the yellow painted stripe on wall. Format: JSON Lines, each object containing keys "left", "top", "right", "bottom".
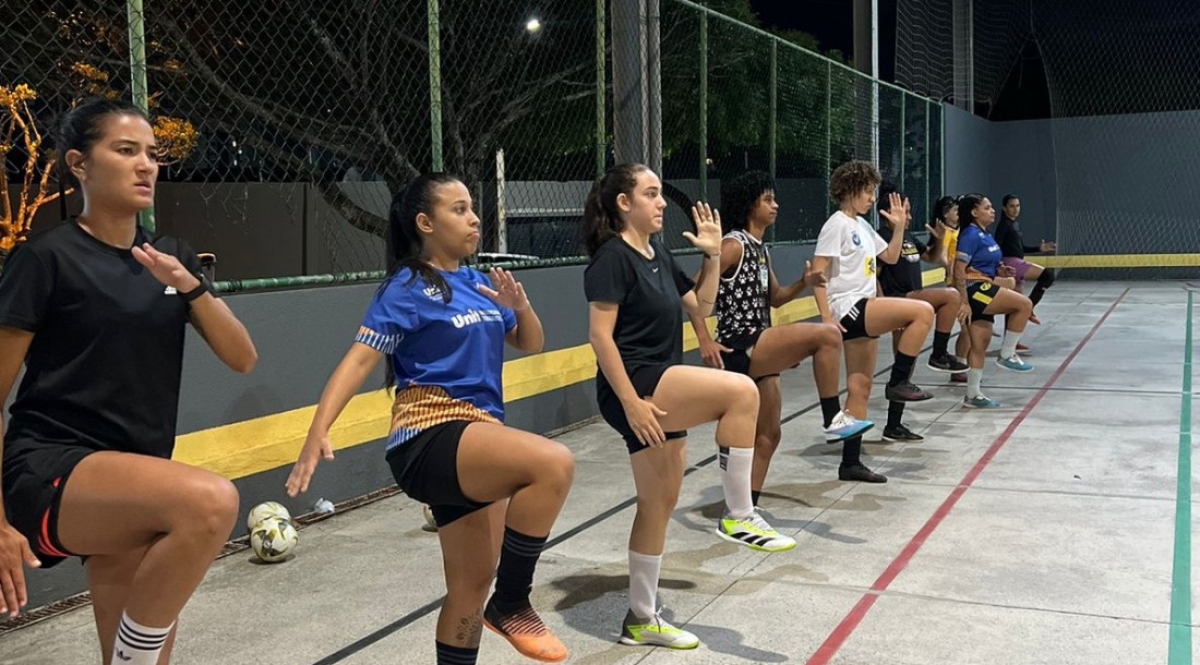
{"left": 175, "top": 268, "right": 946, "bottom": 480}
{"left": 1036, "top": 254, "right": 1200, "bottom": 269}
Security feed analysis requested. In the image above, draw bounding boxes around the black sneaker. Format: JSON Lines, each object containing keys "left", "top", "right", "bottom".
{"left": 884, "top": 380, "right": 934, "bottom": 402}
{"left": 882, "top": 423, "right": 925, "bottom": 442}
{"left": 927, "top": 354, "right": 969, "bottom": 373}
{"left": 839, "top": 463, "right": 887, "bottom": 483}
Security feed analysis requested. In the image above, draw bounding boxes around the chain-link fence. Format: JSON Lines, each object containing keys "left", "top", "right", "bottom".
{"left": 2, "top": 0, "right": 943, "bottom": 288}
{"left": 666, "top": 0, "right": 944, "bottom": 244}
{"left": 897, "top": 0, "right": 1200, "bottom": 279}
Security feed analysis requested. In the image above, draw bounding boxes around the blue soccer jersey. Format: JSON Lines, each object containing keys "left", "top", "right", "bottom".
{"left": 355, "top": 267, "right": 517, "bottom": 449}
{"left": 955, "top": 225, "right": 1003, "bottom": 279}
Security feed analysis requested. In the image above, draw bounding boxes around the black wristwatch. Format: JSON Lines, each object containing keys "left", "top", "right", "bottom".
{"left": 179, "top": 273, "right": 212, "bottom": 304}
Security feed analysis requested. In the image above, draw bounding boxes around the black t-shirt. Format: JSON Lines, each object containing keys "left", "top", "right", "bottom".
{"left": 993, "top": 215, "right": 1036, "bottom": 259}
{"left": 584, "top": 237, "right": 695, "bottom": 382}
{"left": 0, "top": 220, "right": 207, "bottom": 458}
{"left": 877, "top": 227, "right": 927, "bottom": 296}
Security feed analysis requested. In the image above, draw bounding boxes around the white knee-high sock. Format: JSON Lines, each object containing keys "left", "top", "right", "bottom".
{"left": 628, "top": 550, "right": 662, "bottom": 620}
{"left": 113, "top": 611, "right": 172, "bottom": 665}
{"left": 719, "top": 446, "right": 755, "bottom": 519}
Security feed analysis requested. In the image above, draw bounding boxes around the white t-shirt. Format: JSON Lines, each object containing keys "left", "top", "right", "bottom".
{"left": 814, "top": 211, "right": 888, "bottom": 320}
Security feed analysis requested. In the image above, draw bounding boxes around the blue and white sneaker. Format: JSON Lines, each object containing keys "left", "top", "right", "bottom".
{"left": 995, "top": 354, "right": 1034, "bottom": 372}
{"left": 964, "top": 395, "right": 1002, "bottom": 409}
{"left": 824, "top": 410, "right": 874, "bottom": 442}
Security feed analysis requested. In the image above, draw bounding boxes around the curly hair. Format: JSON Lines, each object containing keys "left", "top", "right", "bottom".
{"left": 720, "top": 170, "right": 775, "bottom": 234}
{"left": 828, "top": 160, "right": 880, "bottom": 205}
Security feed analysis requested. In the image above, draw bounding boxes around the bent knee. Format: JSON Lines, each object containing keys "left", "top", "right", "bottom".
{"left": 819, "top": 323, "right": 843, "bottom": 347}
{"left": 537, "top": 443, "right": 575, "bottom": 489}
{"left": 178, "top": 474, "right": 239, "bottom": 535}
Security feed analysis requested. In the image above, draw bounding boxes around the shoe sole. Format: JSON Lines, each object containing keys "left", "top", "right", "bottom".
{"left": 962, "top": 401, "right": 1002, "bottom": 409}
{"left": 994, "top": 361, "right": 1034, "bottom": 373}
{"left": 483, "top": 619, "right": 569, "bottom": 663}
{"left": 824, "top": 421, "right": 874, "bottom": 442}
{"left": 619, "top": 635, "right": 701, "bottom": 650}
{"left": 881, "top": 433, "right": 925, "bottom": 442}
{"left": 714, "top": 529, "right": 797, "bottom": 553}
{"left": 885, "top": 391, "right": 935, "bottom": 402}
{"left": 925, "top": 364, "right": 967, "bottom": 374}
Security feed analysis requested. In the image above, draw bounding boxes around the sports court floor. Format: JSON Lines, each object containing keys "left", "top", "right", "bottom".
{"left": 3, "top": 280, "right": 1196, "bottom": 664}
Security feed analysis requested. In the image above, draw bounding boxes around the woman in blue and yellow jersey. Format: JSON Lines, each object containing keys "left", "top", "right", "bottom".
{"left": 288, "top": 174, "right": 574, "bottom": 665}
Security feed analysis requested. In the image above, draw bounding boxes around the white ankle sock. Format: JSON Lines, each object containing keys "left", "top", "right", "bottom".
{"left": 967, "top": 368, "right": 984, "bottom": 398}
{"left": 1001, "top": 330, "right": 1023, "bottom": 358}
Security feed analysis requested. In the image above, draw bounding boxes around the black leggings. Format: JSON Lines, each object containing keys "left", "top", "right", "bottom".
{"left": 1030, "top": 268, "right": 1056, "bottom": 308}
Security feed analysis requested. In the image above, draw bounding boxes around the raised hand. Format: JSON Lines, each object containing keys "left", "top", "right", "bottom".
{"left": 879, "top": 192, "right": 909, "bottom": 231}
{"left": 131, "top": 243, "right": 199, "bottom": 291}
{"left": 477, "top": 267, "right": 530, "bottom": 311}
{"left": 684, "top": 202, "right": 723, "bottom": 256}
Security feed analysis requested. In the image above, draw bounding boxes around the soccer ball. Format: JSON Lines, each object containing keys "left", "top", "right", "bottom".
{"left": 250, "top": 517, "right": 298, "bottom": 563}
{"left": 246, "top": 501, "right": 291, "bottom": 532}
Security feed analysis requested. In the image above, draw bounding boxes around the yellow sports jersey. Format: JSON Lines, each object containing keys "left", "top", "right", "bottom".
{"left": 942, "top": 226, "right": 959, "bottom": 285}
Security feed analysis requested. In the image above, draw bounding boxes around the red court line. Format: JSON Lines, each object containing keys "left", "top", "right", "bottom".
{"left": 806, "top": 288, "right": 1130, "bottom": 665}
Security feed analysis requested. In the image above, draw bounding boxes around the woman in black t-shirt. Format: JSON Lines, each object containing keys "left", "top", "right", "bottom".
{"left": 0, "top": 99, "right": 257, "bottom": 664}
{"left": 582, "top": 164, "right": 795, "bottom": 651}
{"left": 875, "top": 183, "right": 970, "bottom": 442}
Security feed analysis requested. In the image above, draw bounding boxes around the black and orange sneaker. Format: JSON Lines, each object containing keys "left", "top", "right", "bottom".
{"left": 483, "top": 598, "right": 568, "bottom": 663}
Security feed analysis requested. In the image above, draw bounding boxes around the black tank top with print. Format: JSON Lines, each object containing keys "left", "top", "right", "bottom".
{"left": 715, "top": 229, "right": 772, "bottom": 344}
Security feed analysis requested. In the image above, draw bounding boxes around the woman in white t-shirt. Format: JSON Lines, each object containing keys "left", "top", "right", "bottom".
{"left": 811, "top": 161, "right": 936, "bottom": 483}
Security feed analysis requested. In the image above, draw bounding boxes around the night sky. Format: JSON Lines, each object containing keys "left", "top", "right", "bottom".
{"left": 748, "top": 0, "right": 898, "bottom": 81}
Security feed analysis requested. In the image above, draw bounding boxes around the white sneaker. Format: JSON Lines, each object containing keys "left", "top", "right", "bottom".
{"left": 824, "top": 410, "right": 874, "bottom": 442}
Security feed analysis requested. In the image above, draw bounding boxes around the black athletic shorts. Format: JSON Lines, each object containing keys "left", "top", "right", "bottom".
{"left": 385, "top": 420, "right": 491, "bottom": 528}
{"left": 1, "top": 441, "right": 91, "bottom": 569}
{"left": 839, "top": 297, "right": 877, "bottom": 341}
{"left": 967, "top": 282, "right": 998, "bottom": 324}
{"left": 718, "top": 329, "right": 780, "bottom": 382}
{"left": 597, "top": 364, "right": 688, "bottom": 455}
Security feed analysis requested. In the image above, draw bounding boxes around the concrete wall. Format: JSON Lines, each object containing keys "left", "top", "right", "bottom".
{"left": 942, "top": 104, "right": 1058, "bottom": 245}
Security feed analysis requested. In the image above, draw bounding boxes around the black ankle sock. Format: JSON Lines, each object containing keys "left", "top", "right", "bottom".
{"left": 436, "top": 641, "right": 479, "bottom": 665}
{"left": 887, "top": 401, "right": 905, "bottom": 429}
{"left": 819, "top": 397, "right": 841, "bottom": 428}
{"left": 751, "top": 490, "right": 761, "bottom": 507}
{"left": 889, "top": 353, "right": 916, "bottom": 386}
{"left": 841, "top": 435, "right": 863, "bottom": 466}
{"left": 933, "top": 331, "right": 950, "bottom": 358}
{"left": 491, "top": 527, "right": 547, "bottom": 614}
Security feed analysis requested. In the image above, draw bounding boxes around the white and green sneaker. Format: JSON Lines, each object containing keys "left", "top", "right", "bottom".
{"left": 716, "top": 512, "right": 797, "bottom": 552}
{"left": 619, "top": 609, "right": 700, "bottom": 649}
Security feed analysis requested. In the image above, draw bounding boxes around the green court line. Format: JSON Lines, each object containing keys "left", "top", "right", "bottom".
{"left": 1169, "top": 290, "right": 1194, "bottom": 665}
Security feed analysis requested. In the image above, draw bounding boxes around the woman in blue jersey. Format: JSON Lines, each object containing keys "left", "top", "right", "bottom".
{"left": 688, "top": 170, "right": 872, "bottom": 502}
{"left": 583, "top": 163, "right": 795, "bottom": 652}
{"left": 287, "top": 174, "right": 574, "bottom": 665}
{"left": 953, "top": 194, "right": 1036, "bottom": 409}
